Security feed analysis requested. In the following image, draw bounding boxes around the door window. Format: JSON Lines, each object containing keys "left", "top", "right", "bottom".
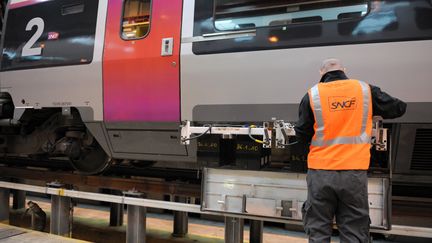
{"left": 122, "top": 0, "right": 152, "bottom": 39}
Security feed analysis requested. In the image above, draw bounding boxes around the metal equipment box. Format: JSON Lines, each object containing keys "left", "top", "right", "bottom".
{"left": 201, "top": 168, "right": 390, "bottom": 229}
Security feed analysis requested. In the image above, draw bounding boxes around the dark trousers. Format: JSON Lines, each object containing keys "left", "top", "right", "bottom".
{"left": 302, "top": 169, "right": 370, "bottom": 243}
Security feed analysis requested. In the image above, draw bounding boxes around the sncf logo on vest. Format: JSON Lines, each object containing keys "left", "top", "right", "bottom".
{"left": 329, "top": 96, "right": 357, "bottom": 111}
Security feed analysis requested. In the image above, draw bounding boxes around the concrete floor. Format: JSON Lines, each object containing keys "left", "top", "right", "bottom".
{"left": 0, "top": 223, "right": 88, "bottom": 243}
{"left": 6, "top": 196, "right": 432, "bottom": 243}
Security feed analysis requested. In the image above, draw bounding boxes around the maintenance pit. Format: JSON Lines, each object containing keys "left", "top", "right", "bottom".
{"left": 0, "top": 167, "right": 432, "bottom": 243}
{"left": 3, "top": 195, "right": 432, "bottom": 243}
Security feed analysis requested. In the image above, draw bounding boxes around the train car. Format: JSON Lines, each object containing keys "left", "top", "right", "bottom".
{"left": 0, "top": 0, "right": 431, "bottom": 193}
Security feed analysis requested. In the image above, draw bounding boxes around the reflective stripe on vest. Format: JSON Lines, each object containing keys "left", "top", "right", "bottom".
{"left": 310, "top": 80, "right": 371, "bottom": 146}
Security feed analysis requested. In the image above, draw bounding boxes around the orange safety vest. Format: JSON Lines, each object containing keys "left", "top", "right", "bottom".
{"left": 307, "top": 79, "right": 372, "bottom": 170}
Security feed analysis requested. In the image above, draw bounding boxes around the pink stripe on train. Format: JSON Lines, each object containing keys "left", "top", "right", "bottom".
{"left": 9, "top": 0, "right": 51, "bottom": 9}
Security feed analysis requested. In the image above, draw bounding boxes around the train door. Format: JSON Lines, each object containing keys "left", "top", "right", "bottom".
{"left": 102, "top": 0, "right": 190, "bottom": 161}
{"left": 103, "top": 0, "right": 182, "bottom": 122}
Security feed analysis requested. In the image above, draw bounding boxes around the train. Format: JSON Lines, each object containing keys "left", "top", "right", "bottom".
{"left": 0, "top": 0, "right": 431, "bottom": 191}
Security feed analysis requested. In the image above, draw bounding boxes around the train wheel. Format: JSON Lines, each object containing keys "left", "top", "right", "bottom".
{"left": 69, "top": 143, "right": 112, "bottom": 175}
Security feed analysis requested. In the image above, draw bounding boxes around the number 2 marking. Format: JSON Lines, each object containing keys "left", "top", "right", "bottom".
{"left": 22, "top": 17, "right": 45, "bottom": 57}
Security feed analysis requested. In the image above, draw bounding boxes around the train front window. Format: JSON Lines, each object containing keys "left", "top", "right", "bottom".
{"left": 214, "top": 0, "right": 369, "bottom": 31}
{"left": 122, "top": 0, "right": 151, "bottom": 39}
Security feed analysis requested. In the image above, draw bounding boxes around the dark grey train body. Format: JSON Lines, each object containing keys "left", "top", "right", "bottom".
{"left": 0, "top": 0, "right": 431, "bottom": 187}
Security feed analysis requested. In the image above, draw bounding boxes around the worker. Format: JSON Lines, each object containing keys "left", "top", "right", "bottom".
{"left": 295, "top": 59, "right": 406, "bottom": 242}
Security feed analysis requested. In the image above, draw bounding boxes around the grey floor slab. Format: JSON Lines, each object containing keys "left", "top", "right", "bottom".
{"left": 0, "top": 224, "right": 89, "bottom": 243}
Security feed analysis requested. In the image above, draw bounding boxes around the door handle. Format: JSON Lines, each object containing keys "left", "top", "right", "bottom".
{"left": 161, "top": 37, "right": 174, "bottom": 56}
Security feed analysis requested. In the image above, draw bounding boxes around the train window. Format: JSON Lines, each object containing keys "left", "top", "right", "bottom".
{"left": 122, "top": 0, "right": 151, "bottom": 39}
{"left": 61, "top": 3, "right": 85, "bottom": 15}
{"left": 1, "top": 0, "right": 98, "bottom": 71}
{"left": 214, "top": 0, "right": 369, "bottom": 31}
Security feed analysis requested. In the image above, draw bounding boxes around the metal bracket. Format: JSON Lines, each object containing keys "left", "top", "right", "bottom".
{"left": 274, "top": 120, "right": 296, "bottom": 148}
{"left": 372, "top": 116, "right": 388, "bottom": 151}
{"left": 217, "top": 194, "right": 227, "bottom": 211}
{"left": 180, "top": 121, "right": 272, "bottom": 148}
{"left": 182, "top": 118, "right": 390, "bottom": 151}
{"left": 47, "top": 181, "right": 64, "bottom": 189}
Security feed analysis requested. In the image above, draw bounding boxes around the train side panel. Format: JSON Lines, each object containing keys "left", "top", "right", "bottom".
{"left": 0, "top": 0, "right": 108, "bottom": 121}
{"left": 180, "top": 0, "right": 432, "bottom": 123}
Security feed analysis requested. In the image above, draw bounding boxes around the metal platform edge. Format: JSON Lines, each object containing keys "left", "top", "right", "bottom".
{"left": 0, "top": 181, "right": 297, "bottom": 224}
{"left": 371, "top": 225, "right": 432, "bottom": 239}
{"left": 1, "top": 181, "right": 431, "bottom": 238}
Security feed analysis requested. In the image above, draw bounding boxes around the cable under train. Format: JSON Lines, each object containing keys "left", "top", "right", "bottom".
{"left": 0, "top": 0, "right": 431, "bottom": 192}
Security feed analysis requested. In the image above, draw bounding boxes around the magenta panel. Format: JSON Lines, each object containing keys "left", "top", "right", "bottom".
{"left": 103, "top": 0, "right": 182, "bottom": 122}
